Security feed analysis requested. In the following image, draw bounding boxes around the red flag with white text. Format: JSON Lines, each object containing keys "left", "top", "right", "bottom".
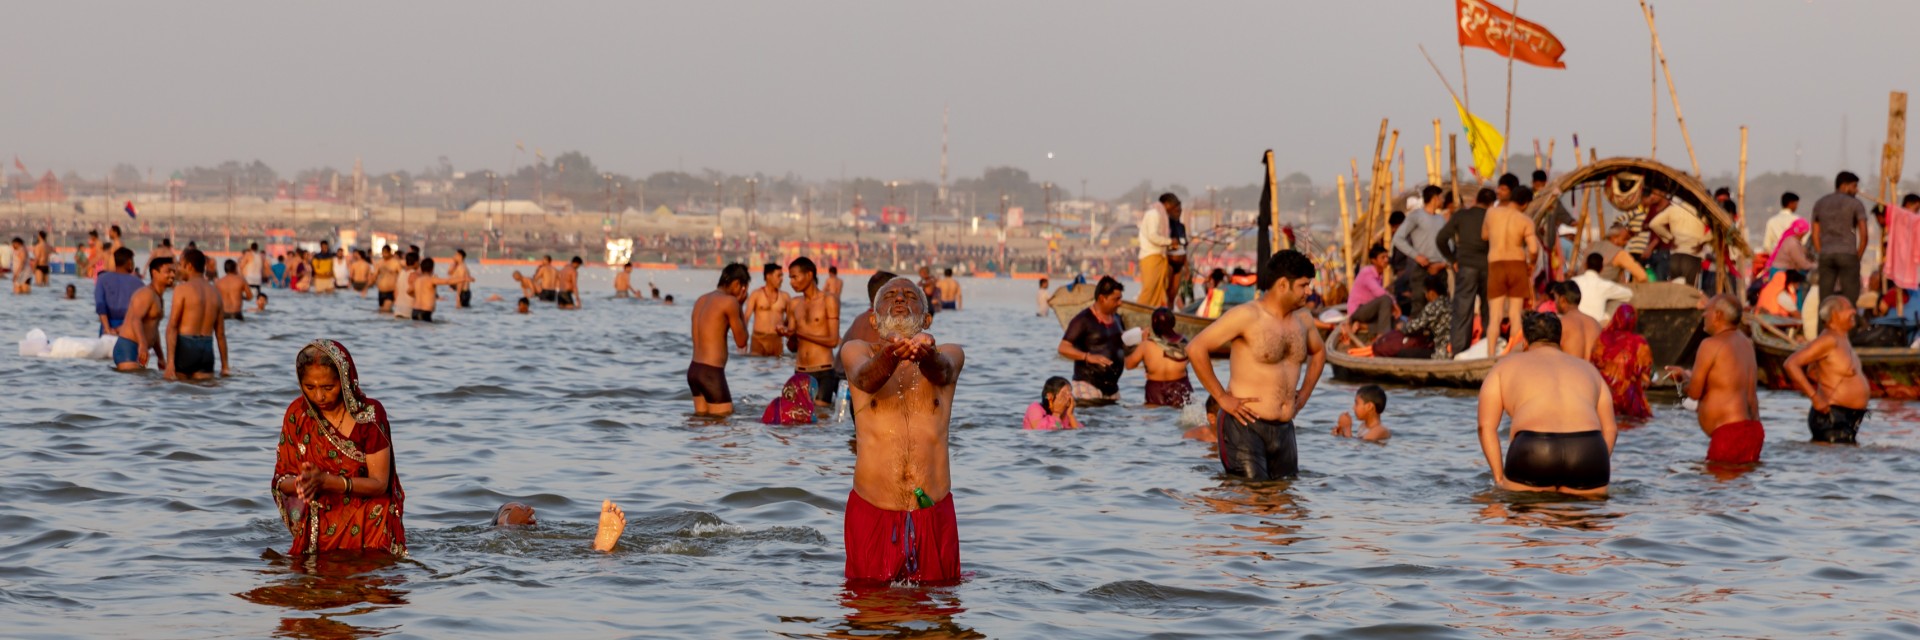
{"left": 1457, "top": 0, "right": 1568, "bottom": 69}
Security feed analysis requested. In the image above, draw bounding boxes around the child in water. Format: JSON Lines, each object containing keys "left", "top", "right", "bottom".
{"left": 1024, "top": 376, "right": 1081, "bottom": 430}
{"left": 1182, "top": 396, "right": 1220, "bottom": 442}
{"left": 1332, "top": 385, "right": 1392, "bottom": 442}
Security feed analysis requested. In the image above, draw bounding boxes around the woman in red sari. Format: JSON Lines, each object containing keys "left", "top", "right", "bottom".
{"left": 271, "top": 339, "right": 407, "bottom": 557}
{"left": 1589, "top": 304, "right": 1653, "bottom": 421}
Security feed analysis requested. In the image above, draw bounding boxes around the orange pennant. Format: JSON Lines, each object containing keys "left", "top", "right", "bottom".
{"left": 1457, "top": 0, "right": 1567, "bottom": 69}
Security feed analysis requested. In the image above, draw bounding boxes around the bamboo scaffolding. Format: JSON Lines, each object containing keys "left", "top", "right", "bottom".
{"left": 1640, "top": 0, "right": 1701, "bottom": 177}
{"left": 1338, "top": 174, "right": 1354, "bottom": 283}
{"left": 1500, "top": 0, "right": 1520, "bottom": 175}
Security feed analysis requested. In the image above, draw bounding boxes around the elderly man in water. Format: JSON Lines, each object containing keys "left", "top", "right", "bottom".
{"left": 493, "top": 500, "right": 628, "bottom": 552}
{"left": 1478, "top": 312, "right": 1618, "bottom": 497}
{"left": 1187, "top": 249, "right": 1326, "bottom": 480}
{"left": 1784, "top": 296, "right": 1872, "bottom": 444}
{"left": 1664, "top": 294, "right": 1763, "bottom": 464}
{"left": 839, "top": 278, "right": 966, "bottom": 584}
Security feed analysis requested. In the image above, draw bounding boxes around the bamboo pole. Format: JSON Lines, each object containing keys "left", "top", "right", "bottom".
{"left": 1433, "top": 119, "right": 1444, "bottom": 183}
{"left": 1572, "top": 140, "right": 1589, "bottom": 253}
{"left": 1737, "top": 125, "right": 1750, "bottom": 283}
{"left": 1546, "top": 138, "right": 1556, "bottom": 173}
{"left": 1499, "top": 0, "right": 1520, "bottom": 176}
{"left": 1878, "top": 91, "right": 1907, "bottom": 273}
{"left": 1338, "top": 174, "right": 1354, "bottom": 283}
{"left": 1650, "top": 16, "right": 1658, "bottom": 159}
{"left": 1424, "top": 145, "right": 1436, "bottom": 186}
{"left": 1449, "top": 134, "right": 1460, "bottom": 203}
{"left": 1379, "top": 130, "right": 1401, "bottom": 285}
{"left": 1533, "top": 139, "right": 1543, "bottom": 171}
{"left": 1640, "top": 0, "right": 1701, "bottom": 177}
{"left": 1397, "top": 148, "right": 1406, "bottom": 195}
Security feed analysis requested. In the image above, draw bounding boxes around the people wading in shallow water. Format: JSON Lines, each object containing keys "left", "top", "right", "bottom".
{"left": 492, "top": 500, "right": 627, "bottom": 552}
{"left": 166, "top": 249, "right": 228, "bottom": 380}
{"left": 783, "top": 257, "right": 841, "bottom": 412}
{"left": 1126, "top": 307, "right": 1193, "bottom": 408}
{"left": 1477, "top": 312, "right": 1618, "bottom": 498}
{"left": 272, "top": 340, "right": 407, "bottom": 557}
{"left": 687, "top": 264, "right": 751, "bottom": 417}
{"left": 1187, "top": 249, "right": 1326, "bottom": 481}
{"left": 1784, "top": 296, "right": 1871, "bottom": 444}
{"left": 839, "top": 279, "right": 966, "bottom": 584}
{"left": 1057, "top": 276, "right": 1126, "bottom": 403}
{"left": 1665, "top": 294, "right": 1763, "bottom": 465}
{"left": 746, "top": 263, "right": 789, "bottom": 357}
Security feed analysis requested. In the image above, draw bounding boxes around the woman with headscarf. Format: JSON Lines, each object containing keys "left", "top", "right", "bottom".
{"left": 761, "top": 373, "right": 819, "bottom": 426}
{"left": 1589, "top": 305, "right": 1653, "bottom": 421}
{"left": 271, "top": 340, "right": 407, "bottom": 557}
{"left": 1125, "top": 307, "right": 1193, "bottom": 407}
{"left": 1756, "top": 218, "right": 1816, "bottom": 312}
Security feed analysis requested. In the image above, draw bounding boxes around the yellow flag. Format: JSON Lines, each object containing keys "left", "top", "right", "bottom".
{"left": 1454, "top": 99, "right": 1503, "bottom": 180}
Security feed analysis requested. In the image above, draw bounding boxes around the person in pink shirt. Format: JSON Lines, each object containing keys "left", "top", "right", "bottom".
{"left": 1341, "top": 246, "right": 1398, "bottom": 344}
{"left": 1024, "top": 377, "right": 1081, "bottom": 430}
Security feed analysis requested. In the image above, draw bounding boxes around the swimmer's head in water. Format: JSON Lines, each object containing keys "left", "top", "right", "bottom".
{"left": 871, "top": 279, "right": 930, "bottom": 340}
{"left": 1521, "top": 311, "right": 1562, "bottom": 345}
{"left": 64, "top": 284, "right": 75, "bottom": 299}
{"left": 1042, "top": 376, "right": 1071, "bottom": 410}
{"left": 1355, "top": 385, "right": 1387, "bottom": 419}
{"left": 517, "top": 297, "right": 530, "bottom": 314}
{"left": 494, "top": 502, "right": 537, "bottom": 527}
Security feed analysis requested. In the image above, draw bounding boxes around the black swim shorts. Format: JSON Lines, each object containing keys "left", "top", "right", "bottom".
{"left": 1218, "top": 412, "right": 1298, "bottom": 481}
{"left": 1808, "top": 406, "right": 1867, "bottom": 444}
{"left": 1504, "top": 430, "right": 1610, "bottom": 490}
{"left": 802, "top": 367, "right": 841, "bottom": 405}
{"left": 687, "top": 361, "right": 732, "bottom": 404}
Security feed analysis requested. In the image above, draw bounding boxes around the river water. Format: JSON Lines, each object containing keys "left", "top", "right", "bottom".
{"left": 4, "top": 266, "right": 1918, "bottom": 639}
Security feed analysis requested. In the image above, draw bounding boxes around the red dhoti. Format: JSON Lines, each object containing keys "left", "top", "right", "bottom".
{"left": 1706, "top": 420, "right": 1765, "bottom": 464}
{"left": 844, "top": 489, "right": 960, "bottom": 584}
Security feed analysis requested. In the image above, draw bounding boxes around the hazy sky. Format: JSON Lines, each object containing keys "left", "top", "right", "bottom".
{"left": 5, "top": 1, "right": 1916, "bottom": 196}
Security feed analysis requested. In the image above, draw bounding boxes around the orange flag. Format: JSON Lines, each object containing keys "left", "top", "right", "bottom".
{"left": 1457, "top": 0, "right": 1567, "bottom": 69}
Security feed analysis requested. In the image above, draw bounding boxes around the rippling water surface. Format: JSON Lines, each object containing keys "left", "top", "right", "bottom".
{"left": 4, "top": 266, "right": 1919, "bottom": 639}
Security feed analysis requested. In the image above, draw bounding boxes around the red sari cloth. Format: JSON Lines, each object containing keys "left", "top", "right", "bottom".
{"left": 1590, "top": 304, "right": 1653, "bottom": 421}
{"left": 271, "top": 339, "right": 407, "bottom": 558}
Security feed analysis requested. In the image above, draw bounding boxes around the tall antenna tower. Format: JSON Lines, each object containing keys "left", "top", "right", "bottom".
{"left": 939, "top": 106, "right": 949, "bottom": 214}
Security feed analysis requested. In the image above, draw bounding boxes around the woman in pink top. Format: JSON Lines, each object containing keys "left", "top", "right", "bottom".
{"left": 1023, "top": 377, "right": 1081, "bottom": 430}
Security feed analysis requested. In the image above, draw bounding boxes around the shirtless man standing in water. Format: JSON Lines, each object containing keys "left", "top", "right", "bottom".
{"left": 839, "top": 278, "right": 966, "bottom": 584}
{"left": 166, "top": 249, "right": 228, "bottom": 380}
{"left": 449, "top": 249, "right": 473, "bottom": 308}
{"left": 745, "top": 263, "right": 789, "bottom": 357}
{"left": 688, "top": 264, "right": 751, "bottom": 417}
{"left": 1187, "top": 249, "right": 1327, "bottom": 480}
{"left": 374, "top": 246, "right": 401, "bottom": 313}
{"left": 1482, "top": 186, "right": 1541, "bottom": 355}
{"left": 557, "top": 256, "right": 582, "bottom": 309}
{"left": 1478, "top": 312, "right": 1617, "bottom": 497}
{"left": 1665, "top": 294, "right": 1762, "bottom": 463}
{"left": 216, "top": 259, "right": 253, "bottom": 322}
{"left": 783, "top": 257, "right": 842, "bottom": 409}
{"left": 1553, "top": 283, "right": 1601, "bottom": 360}
{"left": 1785, "top": 296, "right": 1872, "bottom": 444}
{"left": 824, "top": 265, "right": 844, "bottom": 300}
{"left": 409, "top": 257, "right": 471, "bottom": 323}
{"left": 533, "top": 256, "right": 559, "bottom": 303}
{"left": 113, "top": 257, "right": 174, "bottom": 372}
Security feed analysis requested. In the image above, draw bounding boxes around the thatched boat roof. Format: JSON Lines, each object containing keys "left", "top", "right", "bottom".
{"left": 1527, "top": 157, "right": 1750, "bottom": 258}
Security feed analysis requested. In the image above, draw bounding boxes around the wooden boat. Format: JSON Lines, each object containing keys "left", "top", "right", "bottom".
{"left": 1750, "top": 316, "right": 1920, "bottom": 399}
{"left": 1326, "top": 333, "right": 1494, "bottom": 388}
{"left": 1048, "top": 285, "right": 1216, "bottom": 342}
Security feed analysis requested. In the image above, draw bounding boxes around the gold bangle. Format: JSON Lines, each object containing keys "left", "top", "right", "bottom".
{"left": 338, "top": 474, "right": 350, "bottom": 494}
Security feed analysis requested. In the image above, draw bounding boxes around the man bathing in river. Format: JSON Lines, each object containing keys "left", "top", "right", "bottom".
{"left": 1477, "top": 312, "right": 1617, "bottom": 497}
{"left": 493, "top": 500, "right": 628, "bottom": 553}
{"left": 1187, "top": 250, "right": 1327, "bottom": 481}
{"left": 374, "top": 246, "right": 401, "bottom": 313}
{"left": 839, "top": 279, "right": 966, "bottom": 583}
{"left": 1553, "top": 283, "right": 1600, "bottom": 360}
{"left": 746, "top": 263, "right": 789, "bottom": 357}
{"left": 688, "top": 264, "right": 751, "bottom": 417}
{"left": 409, "top": 257, "right": 471, "bottom": 323}
{"left": 1482, "top": 185, "right": 1541, "bottom": 355}
{"left": 783, "top": 257, "right": 841, "bottom": 409}
{"left": 842, "top": 271, "right": 898, "bottom": 350}
{"left": 824, "top": 264, "right": 843, "bottom": 300}
{"left": 557, "top": 256, "right": 582, "bottom": 309}
{"left": 936, "top": 268, "right": 962, "bottom": 310}
{"left": 1784, "top": 296, "right": 1871, "bottom": 444}
{"left": 1057, "top": 277, "right": 1126, "bottom": 403}
{"left": 217, "top": 259, "right": 253, "bottom": 322}
{"left": 533, "top": 255, "right": 559, "bottom": 303}
{"left": 1664, "top": 294, "right": 1763, "bottom": 464}
{"left": 166, "top": 249, "right": 229, "bottom": 380}
{"left": 114, "top": 257, "right": 174, "bottom": 371}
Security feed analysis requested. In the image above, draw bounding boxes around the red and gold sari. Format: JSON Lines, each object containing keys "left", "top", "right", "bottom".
{"left": 271, "top": 339, "right": 407, "bottom": 558}
{"left": 1590, "top": 305, "right": 1653, "bottom": 421}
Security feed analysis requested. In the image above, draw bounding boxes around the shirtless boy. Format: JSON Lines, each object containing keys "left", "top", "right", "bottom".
{"left": 688, "top": 264, "right": 751, "bottom": 416}
{"left": 1477, "top": 312, "right": 1617, "bottom": 497}
{"left": 824, "top": 265, "right": 843, "bottom": 300}
{"left": 32, "top": 231, "right": 51, "bottom": 286}
{"left": 1332, "top": 385, "right": 1392, "bottom": 442}
{"left": 165, "top": 249, "right": 228, "bottom": 380}
{"left": 410, "top": 257, "right": 472, "bottom": 323}
{"left": 557, "top": 256, "right": 582, "bottom": 309}
{"left": 783, "top": 257, "right": 842, "bottom": 408}
{"left": 450, "top": 249, "right": 473, "bottom": 308}
{"left": 614, "top": 262, "right": 635, "bottom": 298}
{"left": 1784, "top": 296, "right": 1872, "bottom": 444}
{"left": 1187, "top": 249, "right": 1327, "bottom": 480}
{"left": 9, "top": 238, "right": 28, "bottom": 294}
{"left": 350, "top": 249, "right": 373, "bottom": 297}
{"left": 216, "top": 259, "right": 254, "bottom": 321}
{"left": 745, "top": 263, "right": 789, "bottom": 357}
{"left": 1554, "top": 283, "right": 1601, "bottom": 360}
{"left": 1482, "top": 185, "right": 1541, "bottom": 355}
{"left": 839, "top": 278, "right": 966, "bottom": 584}
{"left": 1664, "top": 295, "right": 1762, "bottom": 463}
{"left": 114, "top": 257, "right": 174, "bottom": 371}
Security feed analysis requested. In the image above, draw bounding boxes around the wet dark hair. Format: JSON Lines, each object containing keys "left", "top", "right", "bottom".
{"left": 1836, "top": 171, "right": 1859, "bottom": 188}
{"left": 258, "top": 293, "right": 269, "bottom": 302}
{"left": 517, "top": 296, "right": 530, "bottom": 305}
{"left": 867, "top": 270, "right": 898, "bottom": 303}
{"left": 789, "top": 256, "right": 816, "bottom": 276}
{"left": 1094, "top": 275, "right": 1124, "bottom": 299}
{"left": 160, "top": 238, "right": 173, "bottom": 247}
{"left": 1151, "top": 307, "right": 1178, "bottom": 339}
{"left": 570, "top": 256, "right": 583, "bottom": 266}
{"left": 828, "top": 265, "right": 838, "bottom": 275}
{"left": 148, "top": 256, "right": 174, "bottom": 274}
{"left": 719, "top": 263, "right": 752, "bottom": 288}
{"left": 1521, "top": 311, "right": 1561, "bottom": 344}
{"left": 1042, "top": 376, "right": 1071, "bottom": 408}
{"left": 1261, "top": 249, "right": 1315, "bottom": 290}
{"left": 182, "top": 248, "right": 207, "bottom": 273}
{"left": 114, "top": 247, "right": 136, "bottom": 269}
{"left": 763, "top": 263, "right": 781, "bottom": 277}
{"left": 1205, "top": 395, "right": 1220, "bottom": 415}
{"left": 1357, "top": 385, "right": 1387, "bottom": 415}
{"left": 1510, "top": 186, "right": 1535, "bottom": 207}
{"left": 404, "top": 253, "right": 420, "bottom": 267}
{"left": 1476, "top": 188, "right": 1497, "bottom": 206}
{"left": 456, "top": 248, "right": 467, "bottom": 258}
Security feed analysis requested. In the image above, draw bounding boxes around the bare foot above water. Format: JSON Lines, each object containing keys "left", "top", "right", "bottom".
{"left": 592, "top": 500, "right": 626, "bottom": 552}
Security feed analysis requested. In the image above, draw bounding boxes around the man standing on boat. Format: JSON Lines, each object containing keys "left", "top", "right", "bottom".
{"left": 1783, "top": 296, "right": 1871, "bottom": 444}
{"left": 1136, "top": 195, "right": 1177, "bottom": 308}
{"left": 1482, "top": 186, "right": 1541, "bottom": 355}
{"left": 1439, "top": 187, "right": 1496, "bottom": 356}
{"left": 1391, "top": 185, "right": 1450, "bottom": 318}
{"left": 1664, "top": 294, "right": 1763, "bottom": 464}
{"left": 1187, "top": 250, "right": 1325, "bottom": 481}
{"left": 1811, "top": 172, "right": 1868, "bottom": 308}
